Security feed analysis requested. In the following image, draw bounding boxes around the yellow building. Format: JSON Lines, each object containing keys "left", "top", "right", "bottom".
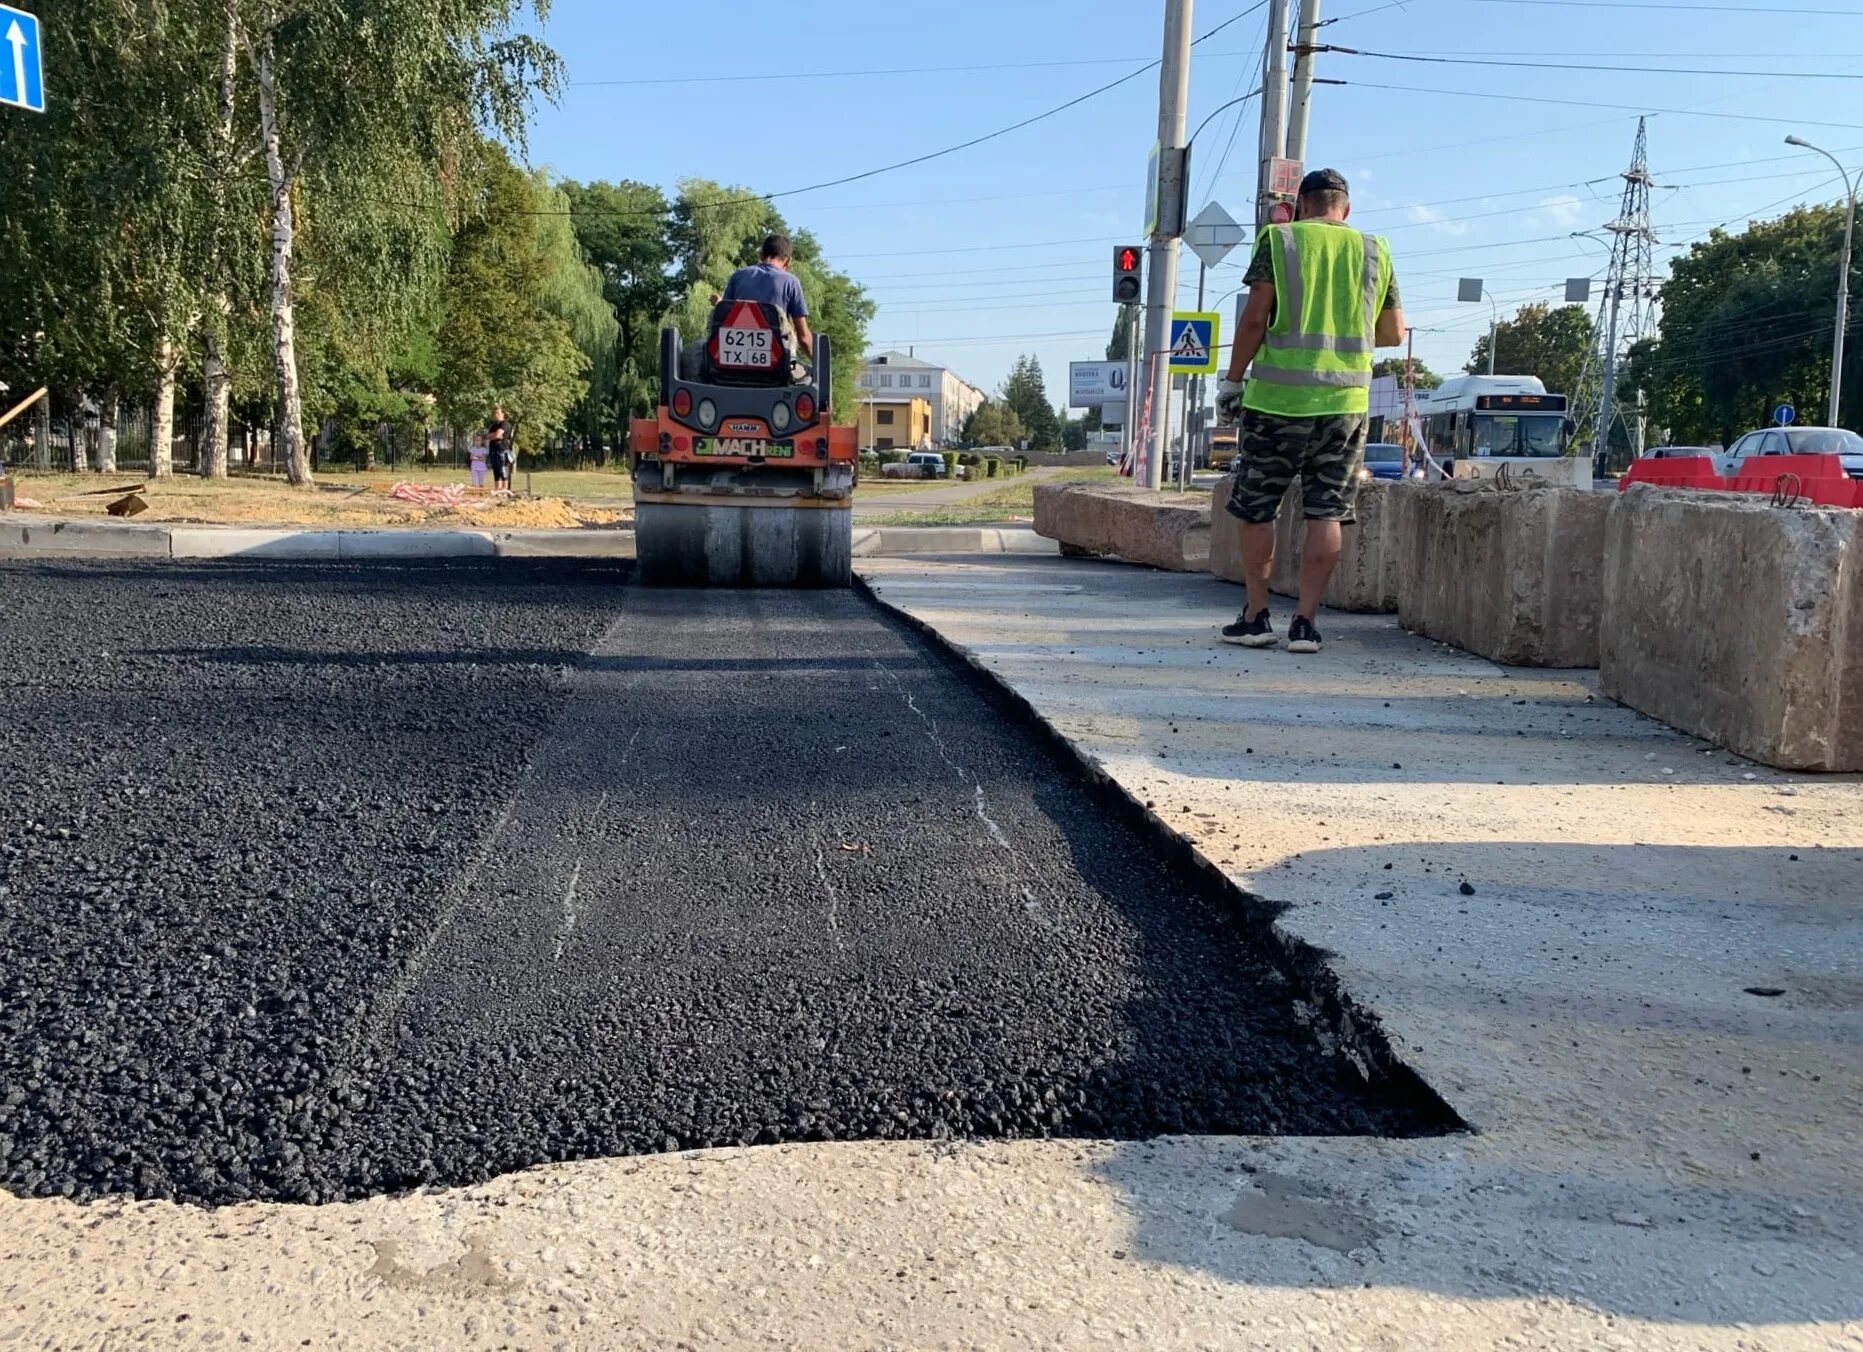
{"left": 858, "top": 398, "right": 933, "bottom": 451}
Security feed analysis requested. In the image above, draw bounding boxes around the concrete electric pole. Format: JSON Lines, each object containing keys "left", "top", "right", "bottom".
{"left": 1256, "top": 0, "right": 1290, "bottom": 227}
{"left": 1142, "top": 0, "right": 1193, "bottom": 491}
{"left": 1285, "top": 0, "right": 1323, "bottom": 166}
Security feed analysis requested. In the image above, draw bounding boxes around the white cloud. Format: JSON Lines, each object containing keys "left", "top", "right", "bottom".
{"left": 1407, "top": 203, "right": 1468, "bottom": 237}
{"left": 1539, "top": 194, "right": 1585, "bottom": 228}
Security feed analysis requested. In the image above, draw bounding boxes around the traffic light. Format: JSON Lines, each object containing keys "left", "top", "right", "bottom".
{"left": 1113, "top": 245, "right": 1143, "bottom": 304}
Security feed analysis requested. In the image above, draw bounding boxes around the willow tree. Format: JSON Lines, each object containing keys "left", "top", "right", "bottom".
{"left": 436, "top": 151, "right": 591, "bottom": 452}
{"left": 562, "top": 179, "right": 676, "bottom": 436}
{"left": 243, "top": 0, "right": 560, "bottom": 483}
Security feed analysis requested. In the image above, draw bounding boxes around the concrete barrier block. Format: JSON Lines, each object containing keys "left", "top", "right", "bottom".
{"left": 1602, "top": 486, "right": 1862, "bottom": 771}
{"left": 1394, "top": 481, "right": 1608, "bottom": 667}
{"left": 0, "top": 516, "right": 171, "bottom": 558}
{"left": 1034, "top": 484, "right": 1209, "bottom": 572}
{"left": 1206, "top": 476, "right": 1397, "bottom": 613}
{"left": 170, "top": 528, "right": 341, "bottom": 560}
{"left": 336, "top": 530, "right": 496, "bottom": 559}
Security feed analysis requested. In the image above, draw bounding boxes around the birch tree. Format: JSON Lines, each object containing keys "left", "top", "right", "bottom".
{"left": 242, "top": 0, "right": 560, "bottom": 485}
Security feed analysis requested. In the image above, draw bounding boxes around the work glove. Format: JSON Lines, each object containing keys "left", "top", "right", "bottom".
{"left": 1216, "top": 379, "right": 1244, "bottom": 426}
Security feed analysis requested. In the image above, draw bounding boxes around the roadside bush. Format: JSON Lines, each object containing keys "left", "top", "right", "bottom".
{"left": 877, "top": 449, "right": 907, "bottom": 466}
{"left": 957, "top": 452, "right": 980, "bottom": 468}
{"left": 941, "top": 451, "right": 958, "bottom": 476}
{"left": 984, "top": 456, "right": 1001, "bottom": 479}
{"left": 1014, "top": 456, "right": 1028, "bottom": 473}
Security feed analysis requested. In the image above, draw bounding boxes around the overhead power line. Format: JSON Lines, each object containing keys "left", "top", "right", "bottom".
{"left": 1340, "top": 80, "right": 1863, "bottom": 131}
{"left": 1467, "top": 0, "right": 1863, "bottom": 12}
{"left": 1327, "top": 46, "right": 1863, "bottom": 79}
{"left": 518, "top": 1, "right": 1268, "bottom": 221}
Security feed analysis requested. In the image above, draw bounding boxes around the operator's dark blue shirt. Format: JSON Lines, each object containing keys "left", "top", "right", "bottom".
{"left": 722, "top": 262, "right": 808, "bottom": 321}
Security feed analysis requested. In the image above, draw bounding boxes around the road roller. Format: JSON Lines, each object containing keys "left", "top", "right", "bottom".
{"left": 629, "top": 301, "right": 857, "bottom": 587}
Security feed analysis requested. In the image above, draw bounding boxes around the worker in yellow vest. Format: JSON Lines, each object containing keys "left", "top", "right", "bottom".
{"left": 1216, "top": 169, "right": 1404, "bottom": 654}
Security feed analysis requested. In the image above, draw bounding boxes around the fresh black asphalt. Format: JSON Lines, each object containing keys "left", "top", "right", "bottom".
{"left": 0, "top": 560, "right": 1447, "bottom": 1206}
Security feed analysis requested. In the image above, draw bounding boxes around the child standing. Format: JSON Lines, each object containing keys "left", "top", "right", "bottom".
{"left": 468, "top": 433, "right": 490, "bottom": 488}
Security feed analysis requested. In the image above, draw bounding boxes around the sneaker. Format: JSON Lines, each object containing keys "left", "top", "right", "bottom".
{"left": 1221, "top": 609, "right": 1278, "bottom": 648}
{"left": 1287, "top": 615, "right": 1323, "bottom": 654}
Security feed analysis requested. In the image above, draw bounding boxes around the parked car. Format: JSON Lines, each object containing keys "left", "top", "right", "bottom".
{"left": 1358, "top": 441, "right": 1415, "bottom": 481}
{"left": 1726, "top": 426, "right": 1863, "bottom": 479}
{"left": 906, "top": 451, "right": 947, "bottom": 478}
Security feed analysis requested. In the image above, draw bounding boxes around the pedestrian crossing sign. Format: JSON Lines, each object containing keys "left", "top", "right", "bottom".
{"left": 1168, "top": 311, "right": 1220, "bottom": 375}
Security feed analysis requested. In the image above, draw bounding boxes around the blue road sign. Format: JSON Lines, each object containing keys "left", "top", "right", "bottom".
{"left": 1774, "top": 403, "right": 1796, "bottom": 427}
{"left": 0, "top": 5, "right": 43, "bottom": 114}
{"left": 1168, "top": 311, "right": 1220, "bottom": 376}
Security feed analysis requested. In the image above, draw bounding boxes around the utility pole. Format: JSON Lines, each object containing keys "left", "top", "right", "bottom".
{"left": 1597, "top": 277, "right": 1624, "bottom": 461}
{"left": 1142, "top": 0, "right": 1194, "bottom": 491}
{"left": 1256, "top": 0, "right": 1290, "bottom": 226}
{"left": 1285, "top": 0, "right": 1322, "bottom": 165}
{"left": 1404, "top": 327, "right": 1417, "bottom": 471}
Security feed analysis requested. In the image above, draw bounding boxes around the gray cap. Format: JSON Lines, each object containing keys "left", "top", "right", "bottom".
{"left": 1298, "top": 167, "right": 1350, "bottom": 198}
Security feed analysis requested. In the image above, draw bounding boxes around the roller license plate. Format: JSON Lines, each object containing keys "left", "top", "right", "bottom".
{"left": 693, "top": 438, "right": 795, "bottom": 458}
{"left": 718, "top": 326, "right": 775, "bottom": 368}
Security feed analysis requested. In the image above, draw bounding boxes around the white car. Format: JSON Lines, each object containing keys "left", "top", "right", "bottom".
{"left": 906, "top": 451, "right": 947, "bottom": 478}
{"left": 1726, "top": 426, "right": 1863, "bottom": 479}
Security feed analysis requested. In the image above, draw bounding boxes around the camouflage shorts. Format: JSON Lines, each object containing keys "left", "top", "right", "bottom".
{"left": 1225, "top": 409, "right": 1370, "bottom": 525}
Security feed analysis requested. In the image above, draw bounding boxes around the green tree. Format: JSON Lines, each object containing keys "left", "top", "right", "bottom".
{"left": 1001, "top": 354, "right": 1061, "bottom": 449}
{"left": 562, "top": 179, "right": 677, "bottom": 440}
{"left": 1466, "top": 303, "right": 1594, "bottom": 397}
{"left": 963, "top": 399, "right": 1025, "bottom": 448}
{"left": 1626, "top": 204, "right": 1859, "bottom": 443}
{"left": 436, "top": 151, "right": 590, "bottom": 453}
{"left": 1375, "top": 356, "right": 1440, "bottom": 388}
{"left": 245, "top": 0, "right": 560, "bottom": 483}
{"left": 1062, "top": 414, "right": 1090, "bottom": 452}
{"left": 0, "top": 0, "right": 226, "bottom": 476}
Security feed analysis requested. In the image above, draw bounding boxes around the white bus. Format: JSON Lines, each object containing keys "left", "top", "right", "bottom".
{"left": 1414, "top": 374, "right": 1590, "bottom": 488}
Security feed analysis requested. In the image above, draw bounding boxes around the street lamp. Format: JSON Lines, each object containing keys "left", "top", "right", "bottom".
{"left": 1785, "top": 135, "right": 1857, "bottom": 428}
{"left": 1458, "top": 279, "right": 1499, "bottom": 375}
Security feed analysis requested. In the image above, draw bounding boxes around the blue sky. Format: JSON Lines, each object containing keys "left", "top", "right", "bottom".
{"left": 523, "top": 0, "right": 1863, "bottom": 400}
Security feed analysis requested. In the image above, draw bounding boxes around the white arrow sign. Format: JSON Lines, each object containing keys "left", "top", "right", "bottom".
{"left": 6, "top": 22, "right": 25, "bottom": 108}
{"left": 1186, "top": 201, "right": 1245, "bottom": 270}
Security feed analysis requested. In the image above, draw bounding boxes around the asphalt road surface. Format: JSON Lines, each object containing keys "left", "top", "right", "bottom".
{"left": 0, "top": 561, "right": 1448, "bottom": 1206}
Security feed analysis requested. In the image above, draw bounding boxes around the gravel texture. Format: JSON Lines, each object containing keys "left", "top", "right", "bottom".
{"left": 0, "top": 561, "right": 1447, "bottom": 1206}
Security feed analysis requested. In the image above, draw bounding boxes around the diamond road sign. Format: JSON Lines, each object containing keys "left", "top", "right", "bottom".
{"left": 1168, "top": 311, "right": 1221, "bottom": 376}
{"left": 1186, "top": 201, "right": 1245, "bottom": 270}
{"left": 0, "top": 5, "right": 44, "bottom": 114}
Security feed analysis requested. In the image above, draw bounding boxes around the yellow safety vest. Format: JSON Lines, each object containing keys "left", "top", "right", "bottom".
{"left": 1243, "top": 222, "right": 1392, "bottom": 418}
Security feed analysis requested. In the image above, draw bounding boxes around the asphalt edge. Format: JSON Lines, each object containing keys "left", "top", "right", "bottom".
{"left": 854, "top": 572, "right": 1469, "bottom": 1139}
{"left": 0, "top": 516, "right": 1058, "bottom": 562}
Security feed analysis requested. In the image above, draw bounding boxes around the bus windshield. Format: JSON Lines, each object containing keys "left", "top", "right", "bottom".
{"left": 1471, "top": 413, "right": 1563, "bottom": 458}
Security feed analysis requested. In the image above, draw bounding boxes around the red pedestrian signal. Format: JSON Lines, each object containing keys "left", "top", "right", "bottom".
{"left": 1113, "top": 245, "right": 1143, "bottom": 304}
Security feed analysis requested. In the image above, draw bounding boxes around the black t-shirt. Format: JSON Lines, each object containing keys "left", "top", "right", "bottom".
{"left": 488, "top": 419, "right": 510, "bottom": 458}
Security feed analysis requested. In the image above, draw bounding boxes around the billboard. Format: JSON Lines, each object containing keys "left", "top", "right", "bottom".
{"left": 1069, "top": 361, "right": 1128, "bottom": 408}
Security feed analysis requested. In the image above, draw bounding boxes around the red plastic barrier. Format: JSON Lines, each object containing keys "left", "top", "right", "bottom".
{"left": 1729, "top": 454, "right": 1863, "bottom": 508}
{"left": 1618, "top": 456, "right": 1729, "bottom": 492}
{"left": 1621, "top": 453, "right": 1862, "bottom": 507}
